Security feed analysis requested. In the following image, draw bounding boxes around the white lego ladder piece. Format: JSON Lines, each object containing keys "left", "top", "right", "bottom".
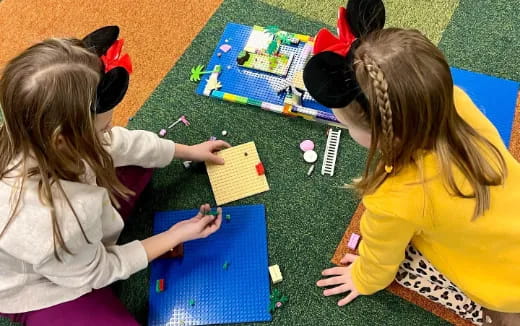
{"left": 321, "top": 129, "right": 341, "bottom": 176}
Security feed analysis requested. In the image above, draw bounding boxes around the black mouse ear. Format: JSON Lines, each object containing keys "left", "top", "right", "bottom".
{"left": 346, "top": 0, "right": 385, "bottom": 38}
{"left": 94, "top": 67, "right": 129, "bottom": 113}
{"left": 83, "top": 26, "right": 120, "bottom": 56}
{"left": 303, "top": 50, "right": 364, "bottom": 109}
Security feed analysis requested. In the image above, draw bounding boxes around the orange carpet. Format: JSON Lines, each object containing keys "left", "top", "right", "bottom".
{"left": 333, "top": 92, "right": 520, "bottom": 326}
{"left": 0, "top": 0, "right": 223, "bottom": 126}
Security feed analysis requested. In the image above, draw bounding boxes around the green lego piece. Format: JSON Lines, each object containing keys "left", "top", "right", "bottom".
{"left": 225, "top": 214, "right": 231, "bottom": 221}
{"left": 189, "top": 299, "right": 195, "bottom": 306}
{"left": 247, "top": 98, "right": 263, "bottom": 107}
{"left": 223, "top": 261, "right": 230, "bottom": 270}
{"left": 235, "top": 96, "right": 248, "bottom": 104}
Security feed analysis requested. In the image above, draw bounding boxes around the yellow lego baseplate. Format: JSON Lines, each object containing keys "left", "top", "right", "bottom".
{"left": 206, "top": 142, "right": 270, "bottom": 205}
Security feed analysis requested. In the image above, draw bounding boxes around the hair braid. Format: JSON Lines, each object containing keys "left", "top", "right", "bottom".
{"left": 362, "top": 54, "right": 394, "bottom": 173}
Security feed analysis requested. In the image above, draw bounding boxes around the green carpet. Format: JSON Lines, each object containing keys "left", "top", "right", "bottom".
{"left": 260, "top": 0, "right": 459, "bottom": 44}
{"left": 1, "top": 0, "right": 518, "bottom": 325}
{"left": 438, "top": 0, "right": 520, "bottom": 81}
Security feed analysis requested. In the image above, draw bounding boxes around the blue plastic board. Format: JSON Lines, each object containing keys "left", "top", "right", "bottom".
{"left": 148, "top": 205, "right": 271, "bottom": 326}
{"left": 451, "top": 67, "right": 519, "bottom": 145}
{"left": 196, "top": 23, "right": 333, "bottom": 114}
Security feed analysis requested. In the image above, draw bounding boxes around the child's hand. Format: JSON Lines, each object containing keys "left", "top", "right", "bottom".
{"left": 317, "top": 254, "right": 361, "bottom": 306}
{"left": 174, "top": 141, "right": 231, "bottom": 164}
{"left": 168, "top": 204, "right": 222, "bottom": 243}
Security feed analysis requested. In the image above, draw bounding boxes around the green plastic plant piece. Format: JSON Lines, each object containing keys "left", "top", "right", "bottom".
{"left": 223, "top": 261, "right": 230, "bottom": 269}
{"left": 269, "top": 289, "right": 289, "bottom": 313}
{"left": 189, "top": 65, "right": 218, "bottom": 82}
{"left": 189, "top": 299, "right": 195, "bottom": 306}
{"left": 277, "top": 32, "right": 292, "bottom": 45}
{"left": 266, "top": 40, "right": 279, "bottom": 55}
{"left": 264, "top": 25, "right": 280, "bottom": 35}
{"left": 225, "top": 214, "right": 231, "bottom": 221}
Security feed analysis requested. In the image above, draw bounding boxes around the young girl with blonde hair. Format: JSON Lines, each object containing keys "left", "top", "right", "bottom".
{"left": 0, "top": 26, "right": 227, "bottom": 325}
{"left": 304, "top": 1, "right": 520, "bottom": 325}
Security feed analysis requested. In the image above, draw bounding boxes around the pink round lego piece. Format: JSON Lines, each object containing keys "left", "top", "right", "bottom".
{"left": 299, "top": 140, "right": 314, "bottom": 152}
{"left": 159, "top": 129, "right": 167, "bottom": 137}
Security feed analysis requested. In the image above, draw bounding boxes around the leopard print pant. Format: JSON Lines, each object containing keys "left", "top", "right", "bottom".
{"left": 396, "top": 245, "right": 484, "bottom": 325}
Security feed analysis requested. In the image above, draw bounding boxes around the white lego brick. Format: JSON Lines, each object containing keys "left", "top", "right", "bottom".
{"left": 269, "top": 264, "right": 283, "bottom": 284}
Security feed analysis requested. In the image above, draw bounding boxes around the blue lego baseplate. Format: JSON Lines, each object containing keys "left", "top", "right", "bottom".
{"left": 451, "top": 67, "right": 519, "bottom": 145}
{"left": 148, "top": 205, "right": 271, "bottom": 326}
{"left": 195, "top": 23, "right": 333, "bottom": 115}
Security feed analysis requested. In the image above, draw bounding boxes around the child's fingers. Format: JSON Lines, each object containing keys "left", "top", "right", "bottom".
{"left": 316, "top": 276, "right": 345, "bottom": 287}
{"left": 197, "top": 204, "right": 210, "bottom": 217}
{"left": 340, "top": 253, "right": 359, "bottom": 264}
{"left": 211, "top": 140, "right": 231, "bottom": 150}
{"left": 323, "top": 284, "right": 350, "bottom": 296}
{"left": 196, "top": 205, "right": 206, "bottom": 217}
{"left": 201, "top": 214, "right": 221, "bottom": 237}
{"left": 213, "top": 211, "right": 223, "bottom": 229}
{"left": 207, "top": 153, "right": 225, "bottom": 165}
{"left": 321, "top": 267, "right": 347, "bottom": 276}
{"left": 337, "top": 291, "right": 359, "bottom": 306}
{"left": 198, "top": 214, "right": 215, "bottom": 227}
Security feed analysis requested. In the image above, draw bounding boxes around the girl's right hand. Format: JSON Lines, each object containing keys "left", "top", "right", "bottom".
{"left": 167, "top": 204, "right": 222, "bottom": 243}
{"left": 141, "top": 204, "right": 222, "bottom": 262}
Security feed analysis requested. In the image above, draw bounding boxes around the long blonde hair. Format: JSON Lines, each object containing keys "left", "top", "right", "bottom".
{"left": 347, "top": 28, "right": 506, "bottom": 219}
{"left": 0, "top": 38, "right": 133, "bottom": 260}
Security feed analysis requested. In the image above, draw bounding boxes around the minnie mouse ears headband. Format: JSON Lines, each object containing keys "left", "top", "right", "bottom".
{"left": 82, "top": 26, "right": 133, "bottom": 114}
{"left": 303, "top": 0, "right": 385, "bottom": 109}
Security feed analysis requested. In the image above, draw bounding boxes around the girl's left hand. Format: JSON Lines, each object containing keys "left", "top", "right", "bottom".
{"left": 317, "top": 253, "right": 361, "bottom": 306}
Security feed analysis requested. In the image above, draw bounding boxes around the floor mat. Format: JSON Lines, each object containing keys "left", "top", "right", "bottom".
{"left": 0, "top": 0, "right": 223, "bottom": 126}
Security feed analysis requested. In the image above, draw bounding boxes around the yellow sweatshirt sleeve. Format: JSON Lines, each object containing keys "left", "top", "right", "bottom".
{"left": 351, "top": 203, "right": 417, "bottom": 295}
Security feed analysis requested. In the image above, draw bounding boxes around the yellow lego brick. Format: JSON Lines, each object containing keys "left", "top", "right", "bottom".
{"left": 223, "top": 93, "right": 238, "bottom": 102}
{"left": 295, "top": 34, "right": 311, "bottom": 42}
{"left": 269, "top": 264, "right": 283, "bottom": 284}
{"left": 206, "top": 142, "right": 270, "bottom": 205}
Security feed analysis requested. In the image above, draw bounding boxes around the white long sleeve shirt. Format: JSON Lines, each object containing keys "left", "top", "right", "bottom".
{"left": 0, "top": 127, "right": 175, "bottom": 313}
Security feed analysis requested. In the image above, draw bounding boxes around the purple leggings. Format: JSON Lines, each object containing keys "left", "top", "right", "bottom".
{"left": 0, "top": 166, "right": 154, "bottom": 326}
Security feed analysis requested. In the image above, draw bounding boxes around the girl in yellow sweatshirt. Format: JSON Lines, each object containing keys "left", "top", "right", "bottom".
{"left": 303, "top": 1, "right": 519, "bottom": 325}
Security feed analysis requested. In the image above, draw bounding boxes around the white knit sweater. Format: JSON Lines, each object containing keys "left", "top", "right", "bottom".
{"left": 0, "top": 127, "right": 175, "bottom": 313}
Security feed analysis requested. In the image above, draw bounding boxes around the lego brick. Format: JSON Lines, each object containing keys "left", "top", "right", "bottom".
{"left": 156, "top": 279, "right": 165, "bottom": 293}
{"left": 223, "top": 93, "right": 237, "bottom": 102}
{"left": 247, "top": 98, "right": 263, "bottom": 107}
{"left": 235, "top": 95, "right": 249, "bottom": 104}
{"left": 347, "top": 233, "right": 360, "bottom": 250}
{"left": 268, "top": 264, "right": 283, "bottom": 284}
{"left": 211, "top": 90, "right": 225, "bottom": 99}
{"left": 158, "top": 243, "right": 184, "bottom": 259}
